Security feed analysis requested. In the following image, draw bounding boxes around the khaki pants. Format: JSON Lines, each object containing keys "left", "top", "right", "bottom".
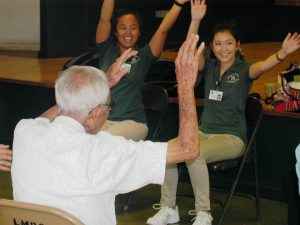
{"left": 101, "top": 120, "right": 148, "bottom": 142}
{"left": 160, "top": 131, "right": 245, "bottom": 211}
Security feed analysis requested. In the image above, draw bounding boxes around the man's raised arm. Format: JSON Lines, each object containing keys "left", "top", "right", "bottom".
{"left": 166, "top": 34, "right": 205, "bottom": 164}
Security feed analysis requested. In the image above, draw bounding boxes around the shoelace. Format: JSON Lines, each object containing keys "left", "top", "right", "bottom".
{"left": 151, "top": 203, "right": 171, "bottom": 221}
{"left": 188, "top": 210, "right": 197, "bottom": 222}
{"left": 188, "top": 210, "right": 213, "bottom": 223}
{"left": 152, "top": 203, "right": 163, "bottom": 210}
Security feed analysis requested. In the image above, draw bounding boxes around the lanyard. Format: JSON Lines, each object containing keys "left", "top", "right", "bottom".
{"left": 215, "top": 73, "right": 223, "bottom": 91}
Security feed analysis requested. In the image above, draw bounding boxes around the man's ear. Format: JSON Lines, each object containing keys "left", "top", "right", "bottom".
{"left": 83, "top": 107, "right": 102, "bottom": 133}
{"left": 90, "top": 107, "right": 103, "bottom": 121}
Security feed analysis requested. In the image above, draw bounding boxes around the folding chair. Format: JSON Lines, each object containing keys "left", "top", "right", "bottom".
{"left": 178, "top": 95, "right": 263, "bottom": 225}
{"left": 144, "top": 58, "right": 177, "bottom": 97}
{"left": 123, "top": 83, "right": 169, "bottom": 210}
{"left": 62, "top": 49, "right": 99, "bottom": 70}
{"left": 0, "top": 198, "right": 84, "bottom": 225}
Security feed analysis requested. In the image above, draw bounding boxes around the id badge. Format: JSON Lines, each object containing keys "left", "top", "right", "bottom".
{"left": 120, "top": 63, "right": 131, "bottom": 73}
{"left": 209, "top": 90, "right": 223, "bottom": 101}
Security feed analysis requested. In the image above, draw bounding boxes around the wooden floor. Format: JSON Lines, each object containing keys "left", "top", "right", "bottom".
{"left": 0, "top": 53, "right": 69, "bottom": 88}
{"left": 0, "top": 42, "right": 299, "bottom": 101}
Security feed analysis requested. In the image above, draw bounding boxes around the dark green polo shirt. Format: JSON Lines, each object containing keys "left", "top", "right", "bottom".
{"left": 199, "top": 55, "right": 253, "bottom": 144}
{"left": 97, "top": 37, "right": 157, "bottom": 123}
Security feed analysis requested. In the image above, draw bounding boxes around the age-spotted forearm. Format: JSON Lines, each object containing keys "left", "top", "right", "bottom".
{"left": 177, "top": 84, "right": 199, "bottom": 156}
{"left": 166, "top": 35, "right": 203, "bottom": 164}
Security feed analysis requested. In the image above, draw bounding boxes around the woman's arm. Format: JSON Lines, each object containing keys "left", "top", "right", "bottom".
{"left": 249, "top": 32, "right": 300, "bottom": 79}
{"left": 149, "top": 0, "right": 189, "bottom": 57}
{"left": 186, "top": 0, "right": 207, "bottom": 71}
{"left": 186, "top": 0, "right": 206, "bottom": 39}
{"left": 96, "top": 0, "right": 115, "bottom": 43}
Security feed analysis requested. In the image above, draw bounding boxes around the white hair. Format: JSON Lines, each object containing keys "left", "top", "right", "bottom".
{"left": 55, "top": 65, "right": 110, "bottom": 119}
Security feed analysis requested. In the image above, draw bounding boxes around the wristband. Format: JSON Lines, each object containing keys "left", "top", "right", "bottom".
{"left": 174, "top": 0, "right": 184, "bottom": 7}
{"left": 276, "top": 52, "right": 284, "bottom": 62}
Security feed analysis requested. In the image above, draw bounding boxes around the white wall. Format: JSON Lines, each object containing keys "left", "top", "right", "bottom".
{"left": 0, "top": 0, "right": 40, "bottom": 51}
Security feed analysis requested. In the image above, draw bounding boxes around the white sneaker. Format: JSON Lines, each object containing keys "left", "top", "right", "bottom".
{"left": 147, "top": 203, "right": 180, "bottom": 225}
{"left": 189, "top": 210, "right": 213, "bottom": 225}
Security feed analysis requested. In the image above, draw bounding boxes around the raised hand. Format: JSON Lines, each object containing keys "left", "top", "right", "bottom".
{"left": 106, "top": 48, "right": 138, "bottom": 87}
{"left": 281, "top": 32, "right": 300, "bottom": 56}
{"left": 175, "top": 34, "right": 205, "bottom": 88}
{"left": 0, "top": 144, "right": 12, "bottom": 172}
{"left": 191, "top": 0, "right": 207, "bottom": 21}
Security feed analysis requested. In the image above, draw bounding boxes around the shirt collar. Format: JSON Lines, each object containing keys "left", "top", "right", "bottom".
{"left": 213, "top": 53, "right": 244, "bottom": 75}
{"left": 52, "top": 116, "right": 86, "bottom": 133}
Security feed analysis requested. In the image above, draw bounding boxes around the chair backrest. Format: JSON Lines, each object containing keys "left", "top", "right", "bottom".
{"left": 144, "top": 58, "right": 178, "bottom": 97}
{"left": 63, "top": 49, "right": 99, "bottom": 70}
{"left": 142, "top": 83, "right": 168, "bottom": 141}
{"left": 245, "top": 95, "right": 263, "bottom": 146}
{"left": 0, "top": 199, "right": 84, "bottom": 225}
{"left": 145, "top": 58, "right": 176, "bottom": 83}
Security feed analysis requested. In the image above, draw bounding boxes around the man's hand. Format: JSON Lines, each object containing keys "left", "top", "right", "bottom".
{"left": 0, "top": 144, "right": 12, "bottom": 172}
{"left": 39, "top": 105, "right": 59, "bottom": 122}
{"left": 175, "top": 34, "right": 205, "bottom": 89}
{"left": 106, "top": 49, "right": 138, "bottom": 87}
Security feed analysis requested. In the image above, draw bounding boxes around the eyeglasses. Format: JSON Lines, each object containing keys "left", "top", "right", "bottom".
{"left": 99, "top": 103, "right": 114, "bottom": 111}
{"left": 89, "top": 102, "right": 115, "bottom": 114}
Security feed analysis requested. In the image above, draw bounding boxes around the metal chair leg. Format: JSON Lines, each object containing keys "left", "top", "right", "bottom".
{"left": 216, "top": 152, "right": 250, "bottom": 225}
{"left": 253, "top": 143, "right": 261, "bottom": 223}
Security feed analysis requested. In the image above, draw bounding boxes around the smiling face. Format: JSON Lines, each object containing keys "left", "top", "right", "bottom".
{"left": 115, "top": 14, "right": 141, "bottom": 53}
{"left": 211, "top": 31, "right": 240, "bottom": 67}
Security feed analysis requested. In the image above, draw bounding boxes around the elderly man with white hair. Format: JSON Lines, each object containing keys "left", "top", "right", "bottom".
{"left": 11, "top": 34, "right": 204, "bottom": 225}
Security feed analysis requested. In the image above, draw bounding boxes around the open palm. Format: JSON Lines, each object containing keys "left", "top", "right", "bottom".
{"left": 282, "top": 32, "right": 300, "bottom": 55}
{"left": 191, "top": 0, "right": 207, "bottom": 20}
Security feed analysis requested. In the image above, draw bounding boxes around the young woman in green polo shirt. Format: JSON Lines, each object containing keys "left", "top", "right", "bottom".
{"left": 147, "top": 1, "right": 300, "bottom": 224}
{"left": 95, "top": 0, "right": 190, "bottom": 141}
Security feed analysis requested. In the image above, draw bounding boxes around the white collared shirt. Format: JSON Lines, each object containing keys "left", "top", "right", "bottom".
{"left": 12, "top": 116, "right": 167, "bottom": 225}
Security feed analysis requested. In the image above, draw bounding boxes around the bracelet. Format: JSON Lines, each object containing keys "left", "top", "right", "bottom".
{"left": 174, "top": 0, "right": 184, "bottom": 7}
{"left": 276, "top": 52, "right": 284, "bottom": 62}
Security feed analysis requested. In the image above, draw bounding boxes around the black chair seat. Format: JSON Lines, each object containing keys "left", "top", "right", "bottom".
{"left": 208, "top": 158, "right": 242, "bottom": 171}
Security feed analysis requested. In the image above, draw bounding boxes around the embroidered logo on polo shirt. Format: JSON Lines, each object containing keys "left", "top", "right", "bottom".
{"left": 226, "top": 72, "right": 240, "bottom": 84}
{"left": 126, "top": 55, "right": 140, "bottom": 64}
